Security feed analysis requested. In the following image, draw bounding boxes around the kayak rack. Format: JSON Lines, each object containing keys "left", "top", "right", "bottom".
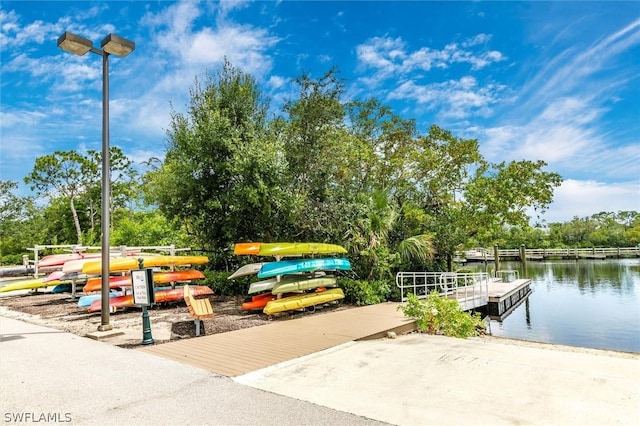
{"left": 395, "top": 271, "right": 490, "bottom": 311}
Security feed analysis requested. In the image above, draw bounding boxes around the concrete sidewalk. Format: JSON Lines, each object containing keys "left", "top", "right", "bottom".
{"left": 2, "top": 315, "right": 639, "bottom": 425}
{"left": 0, "top": 316, "right": 384, "bottom": 425}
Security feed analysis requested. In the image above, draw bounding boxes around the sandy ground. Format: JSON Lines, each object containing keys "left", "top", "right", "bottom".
{"left": 0, "top": 289, "right": 352, "bottom": 348}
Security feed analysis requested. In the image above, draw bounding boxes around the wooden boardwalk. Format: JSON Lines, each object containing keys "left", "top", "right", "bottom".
{"left": 138, "top": 302, "right": 416, "bottom": 377}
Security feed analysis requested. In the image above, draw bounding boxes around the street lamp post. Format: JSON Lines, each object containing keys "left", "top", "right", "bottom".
{"left": 58, "top": 31, "right": 135, "bottom": 331}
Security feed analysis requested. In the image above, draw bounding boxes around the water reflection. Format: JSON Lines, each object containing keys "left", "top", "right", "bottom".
{"left": 465, "top": 258, "right": 640, "bottom": 353}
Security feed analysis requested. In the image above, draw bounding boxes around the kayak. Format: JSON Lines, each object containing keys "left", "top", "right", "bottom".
{"left": 233, "top": 242, "right": 262, "bottom": 255}
{"left": 228, "top": 263, "right": 264, "bottom": 280}
{"left": 258, "top": 242, "right": 347, "bottom": 257}
{"left": 77, "top": 291, "right": 125, "bottom": 308}
{"left": 0, "top": 278, "right": 67, "bottom": 293}
{"left": 82, "top": 255, "right": 209, "bottom": 274}
{"left": 87, "top": 285, "right": 213, "bottom": 313}
{"left": 82, "top": 269, "right": 206, "bottom": 292}
{"left": 241, "top": 290, "right": 319, "bottom": 311}
{"left": 263, "top": 288, "right": 344, "bottom": 315}
{"left": 257, "top": 258, "right": 351, "bottom": 279}
{"left": 271, "top": 276, "right": 337, "bottom": 295}
{"left": 38, "top": 252, "right": 102, "bottom": 268}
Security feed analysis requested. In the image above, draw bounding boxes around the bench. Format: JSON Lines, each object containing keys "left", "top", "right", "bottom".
{"left": 183, "top": 284, "right": 214, "bottom": 336}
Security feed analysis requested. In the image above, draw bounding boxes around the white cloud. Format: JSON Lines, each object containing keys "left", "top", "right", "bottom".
{"left": 389, "top": 77, "right": 507, "bottom": 119}
{"left": 539, "top": 179, "right": 640, "bottom": 223}
{"left": 356, "top": 33, "right": 506, "bottom": 78}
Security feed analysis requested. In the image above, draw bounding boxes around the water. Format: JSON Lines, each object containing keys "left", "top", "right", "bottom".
{"left": 466, "top": 258, "right": 640, "bottom": 353}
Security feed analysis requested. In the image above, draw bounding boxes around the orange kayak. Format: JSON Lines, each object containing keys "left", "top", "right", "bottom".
{"left": 82, "top": 270, "right": 205, "bottom": 292}
{"left": 87, "top": 285, "right": 213, "bottom": 313}
{"left": 241, "top": 292, "right": 276, "bottom": 311}
{"left": 233, "top": 242, "right": 262, "bottom": 255}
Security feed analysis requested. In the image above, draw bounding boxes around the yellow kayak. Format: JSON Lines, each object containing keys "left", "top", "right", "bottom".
{"left": 0, "top": 278, "right": 67, "bottom": 293}
{"left": 81, "top": 255, "right": 209, "bottom": 274}
{"left": 258, "top": 242, "right": 347, "bottom": 257}
{"left": 263, "top": 288, "right": 344, "bottom": 315}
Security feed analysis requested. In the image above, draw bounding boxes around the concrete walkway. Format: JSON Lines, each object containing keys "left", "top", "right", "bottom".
{"left": 1, "top": 314, "right": 639, "bottom": 425}
{"left": 0, "top": 316, "right": 384, "bottom": 425}
{"left": 237, "top": 334, "right": 640, "bottom": 425}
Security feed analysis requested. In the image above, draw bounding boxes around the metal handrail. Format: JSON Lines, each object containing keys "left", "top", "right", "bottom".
{"left": 395, "top": 271, "right": 490, "bottom": 311}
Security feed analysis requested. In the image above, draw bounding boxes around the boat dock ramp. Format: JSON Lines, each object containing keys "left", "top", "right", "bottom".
{"left": 139, "top": 302, "right": 416, "bottom": 377}
{"left": 141, "top": 272, "right": 531, "bottom": 377}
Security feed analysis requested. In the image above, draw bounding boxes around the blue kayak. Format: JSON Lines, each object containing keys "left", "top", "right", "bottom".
{"left": 77, "top": 292, "right": 123, "bottom": 308}
{"left": 257, "top": 258, "right": 351, "bottom": 279}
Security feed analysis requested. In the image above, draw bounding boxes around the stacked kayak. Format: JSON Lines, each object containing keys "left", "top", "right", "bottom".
{"left": 230, "top": 242, "right": 349, "bottom": 314}
{"left": 87, "top": 285, "right": 213, "bottom": 313}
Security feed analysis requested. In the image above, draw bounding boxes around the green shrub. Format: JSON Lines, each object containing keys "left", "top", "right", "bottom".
{"left": 339, "top": 278, "right": 392, "bottom": 305}
{"left": 0, "top": 254, "right": 26, "bottom": 266}
{"left": 202, "top": 270, "right": 247, "bottom": 296}
{"left": 399, "top": 291, "right": 486, "bottom": 338}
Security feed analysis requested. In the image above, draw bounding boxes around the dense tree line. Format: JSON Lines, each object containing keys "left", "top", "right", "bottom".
{"left": 2, "top": 61, "right": 636, "bottom": 278}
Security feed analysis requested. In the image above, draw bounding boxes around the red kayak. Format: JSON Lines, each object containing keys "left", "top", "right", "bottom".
{"left": 83, "top": 269, "right": 205, "bottom": 292}
{"left": 87, "top": 285, "right": 213, "bottom": 313}
{"left": 241, "top": 288, "right": 327, "bottom": 311}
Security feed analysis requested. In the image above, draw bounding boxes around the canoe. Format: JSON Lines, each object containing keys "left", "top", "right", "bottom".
{"left": 87, "top": 285, "right": 213, "bottom": 313}
{"left": 233, "top": 242, "right": 262, "bottom": 255}
{"left": 263, "top": 288, "right": 344, "bottom": 315}
{"left": 257, "top": 258, "right": 351, "bottom": 279}
{"left": 82, "top": 270, "right": 206, "bottom": 292}
{"left": 0, "top": 278, "right": 67, "bottom": 293}
{"left": 258, "top": 242, "right": 347, "bottom": 257}
{"left": 271, "top": 276, "right": 337, "bottom": 295}
{"left": 81, "top": 255, "right": 209, "bottom": 274}
{"left": 228, "top": 262, "right": 264, "bottom": 280}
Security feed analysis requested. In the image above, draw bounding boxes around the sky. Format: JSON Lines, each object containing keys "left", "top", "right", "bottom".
{"left": 1, "top": 0, "right": 639, "bottom": 225}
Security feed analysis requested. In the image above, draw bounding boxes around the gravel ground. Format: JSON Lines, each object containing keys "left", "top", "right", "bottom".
{"left": 0, "top": 288, "right": 352, "bottom": 348}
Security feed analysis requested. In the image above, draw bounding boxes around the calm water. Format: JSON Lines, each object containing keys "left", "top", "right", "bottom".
{"left": 466, "top": 258, "right": 640, "bottom": 353}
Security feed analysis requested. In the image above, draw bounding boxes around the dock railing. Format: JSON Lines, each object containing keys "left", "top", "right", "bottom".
{"left": 395, "top": 271, "right": 490, "bottom": 311}
{"left": 457, "top": 246, "right": 640, "bottom": 261}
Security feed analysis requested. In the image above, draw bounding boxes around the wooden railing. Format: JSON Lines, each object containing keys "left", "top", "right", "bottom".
{"left": 457, "top": 247, "right": 640, "bottom": 261}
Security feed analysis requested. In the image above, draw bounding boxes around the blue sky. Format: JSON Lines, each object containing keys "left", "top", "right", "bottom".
{"left": 1, "top": 0, "right": 639, "bottom": 224}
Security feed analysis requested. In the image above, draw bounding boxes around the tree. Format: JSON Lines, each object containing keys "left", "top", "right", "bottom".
{"left": 0, "top": 181, "right": 42, "bottom": 263}
{"left": 145, "top": 60, "right": 292, "bottom": 262}
{"left": 24, "top": 151, "right": 93, "bottom": 244}
{"left": 24, "top": 148, "right": 138, "bottom": 245}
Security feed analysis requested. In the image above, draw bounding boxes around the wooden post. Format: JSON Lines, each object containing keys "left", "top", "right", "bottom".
{"left": 520, "top": 244, "right": 527, "bottom": 277}
{"left": 493, "top": 244, "right": 500, "bottom": 277}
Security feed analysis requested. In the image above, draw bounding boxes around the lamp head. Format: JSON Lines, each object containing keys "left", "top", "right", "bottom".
{"left": 57, "top": 32, "right": 93, "bottom": 56}
{"left": 101, "top": 34, "right": 135, "bottom": 57}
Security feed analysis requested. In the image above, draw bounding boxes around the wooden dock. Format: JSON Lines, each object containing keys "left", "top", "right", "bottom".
{"left": 138, "top": 302, "right": 416, "bottom": 377}
{"left": 486, "top": 279, "right": 532, "bottom": 319}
